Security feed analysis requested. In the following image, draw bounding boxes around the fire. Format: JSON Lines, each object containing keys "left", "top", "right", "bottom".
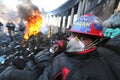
{"left": 24, "top": 9, "right": 42, "bottom": 40}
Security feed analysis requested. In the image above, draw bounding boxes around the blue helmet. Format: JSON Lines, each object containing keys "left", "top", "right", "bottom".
{"left": 69, "top": 14, "right": 104, "bottom": 38}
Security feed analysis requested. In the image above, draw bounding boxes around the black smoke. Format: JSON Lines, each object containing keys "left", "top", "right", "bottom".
{"left": 17, "top": 0, "right": 40, "bottom": 21}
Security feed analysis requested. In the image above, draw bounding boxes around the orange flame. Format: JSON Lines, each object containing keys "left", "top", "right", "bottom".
{"left": 24, "top": 10, "right": 42, "bottom": 40}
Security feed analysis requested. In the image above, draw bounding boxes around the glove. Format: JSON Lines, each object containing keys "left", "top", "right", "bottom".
{"left": 12, "top": 58, "right": 26, "bottom": 69}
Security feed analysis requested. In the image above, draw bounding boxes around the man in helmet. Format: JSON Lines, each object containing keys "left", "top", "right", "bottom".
{"left": 0, "top": 14, "right": 115, "bottom": 80}
{"left": 6, "top": 20, "right": 15, "bottom": 41}
{"left": 0, "top": 21, "right": 3, "bottom": 31}
{"left": 38, "top": 14, "right": 115, "bottom": 80}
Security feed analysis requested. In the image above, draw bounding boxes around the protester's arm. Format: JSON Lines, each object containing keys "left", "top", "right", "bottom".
{"left": 38, "top": 55, "right": 62, "bottom": 80}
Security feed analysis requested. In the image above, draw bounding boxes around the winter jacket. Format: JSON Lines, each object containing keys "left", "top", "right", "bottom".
{"left": 6, "top": 22, "right": 15, "bottom": 30}
{"left": 38, "top": 47, "right": 116, "bottom": 80}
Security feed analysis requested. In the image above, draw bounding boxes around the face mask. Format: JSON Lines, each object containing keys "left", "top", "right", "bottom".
{"left": 78, "top": 40, "right": 85, "bottom": 50}
{"left": 66, "top": 36, "right": 85, "bottom": 52}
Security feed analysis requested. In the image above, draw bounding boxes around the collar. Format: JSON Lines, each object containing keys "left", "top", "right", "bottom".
{"left": 76, "top": 47, "right": 97, "bottom": 55}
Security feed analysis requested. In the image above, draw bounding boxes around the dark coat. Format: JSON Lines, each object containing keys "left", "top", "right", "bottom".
{"left": 38, "top": 48, "right": 116, "bottom": 80}
{"left": 6, "top": 22, "right": 15, "bottom": 30}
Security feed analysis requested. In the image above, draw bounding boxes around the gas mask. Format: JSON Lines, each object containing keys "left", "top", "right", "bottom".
{"left": 66, "top": 36, "right": 85, "bottom": 52}
{"left": 49, "top": 44, "right": 59, "bottom": 54}
{"left": 49, "top": 47, "right": 55, "bottom": 53}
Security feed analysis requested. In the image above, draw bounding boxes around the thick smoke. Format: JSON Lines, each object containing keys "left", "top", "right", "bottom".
{"left": 17, "top": 4, "right": 33, "bottom": 20}
{"left": 17, "top": 0, "right": 40, "bottom": 21}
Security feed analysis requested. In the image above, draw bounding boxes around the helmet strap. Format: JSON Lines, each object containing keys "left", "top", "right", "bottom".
{"left": 85, "top": 39, "right": 102, "bottom": 49}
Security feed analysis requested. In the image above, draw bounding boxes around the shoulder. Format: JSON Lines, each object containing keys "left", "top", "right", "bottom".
{"left": 53, "top": 53, "right": 68, "bottom": 64}
{"left": 54, "top": 53, "right": 67, "bottom": 60}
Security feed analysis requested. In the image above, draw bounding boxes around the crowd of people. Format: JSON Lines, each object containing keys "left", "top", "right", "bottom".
{"left": 0, "top": 2, "right": 120, "bottom": 79}
{"left": 0, "top": 20, "right": 25, "bottom": 42}
{"left": 0, "top": 13, "right": 119, "bottom": 80}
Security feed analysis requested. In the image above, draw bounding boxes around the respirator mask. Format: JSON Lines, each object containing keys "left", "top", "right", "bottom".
{"left": 66, "top": 36, "right": 85, "bottom": 52}
{"left": 66, "top": 35, "right": 100, "bottom": 52}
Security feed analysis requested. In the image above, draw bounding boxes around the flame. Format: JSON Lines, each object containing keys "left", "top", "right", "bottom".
{"left": 24, "top": 9, "right": 42, "bottom": 40}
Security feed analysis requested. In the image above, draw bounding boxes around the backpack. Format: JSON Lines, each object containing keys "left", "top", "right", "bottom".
{"left": 97, "top": 34, "right": 120, "bottom": 80}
